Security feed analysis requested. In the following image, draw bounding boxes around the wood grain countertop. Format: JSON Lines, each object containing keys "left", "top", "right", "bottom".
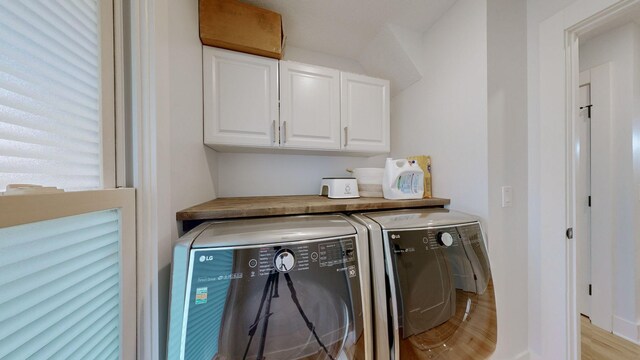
{"left": 177, "top": 195, "right": 450, "bottom": 221}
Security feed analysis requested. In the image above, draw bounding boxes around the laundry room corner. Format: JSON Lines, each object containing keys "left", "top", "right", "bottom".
{"left": 487, "top": 0, "right": 530, "bottom": 359}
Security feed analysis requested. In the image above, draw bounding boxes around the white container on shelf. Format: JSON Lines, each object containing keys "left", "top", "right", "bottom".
{"left": 382, "top": 158, "right": 424, "bottom": 200}
{"left": 351, "top": 168, "right": 384, "bottom": 197}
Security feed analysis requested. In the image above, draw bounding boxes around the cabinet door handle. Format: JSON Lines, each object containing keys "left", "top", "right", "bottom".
{"left": 272, "top": 120, "right": 276, "bottom": 144}
{"left": 283, "top": 121, "right": 287, "bottom": 144}
{"left": 344, "top": 126, "right": 348, "bottom": 147}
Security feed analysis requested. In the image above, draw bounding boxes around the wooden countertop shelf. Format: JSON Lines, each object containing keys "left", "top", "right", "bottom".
{"left": 177, "top": 195, "right": 450, "bottom": 221}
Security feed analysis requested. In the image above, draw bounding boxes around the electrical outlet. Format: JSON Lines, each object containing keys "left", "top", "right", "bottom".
{"left": 502, "top": 186, "right": 513, "bottom": 208}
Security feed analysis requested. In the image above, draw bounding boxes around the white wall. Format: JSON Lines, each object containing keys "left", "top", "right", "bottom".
{"left": 391, "top": 0, "right": 531, "bottom": 359}
{"left": 283, "top": 45, "right": 365, "bottom": 74}
{"left": 168, "top": 0, "right": 218, "bottom": 234}
{"left": 391, "top": 0, "right": 530, "bottom": 358}
{"left": 391, "top": 0, "right": 488, "bottom": 221}
{"left": 217, "top": 153, "right": 386, "bottom": 197}
{"left": 487, "top": 0, "right": 530, "bottom": 358}
{"left": 154, "top": 0, "right": 219, "bottom": 358}
{"left": 634, "top": 18, "right": 640, "bottom": 328}
{"left": 579, "top": 21, "right": 640, "bottom": 340}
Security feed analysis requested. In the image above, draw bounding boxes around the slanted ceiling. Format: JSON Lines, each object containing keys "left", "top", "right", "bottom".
{"left": 242, "top": 0, "right": 457, "bottom": 95}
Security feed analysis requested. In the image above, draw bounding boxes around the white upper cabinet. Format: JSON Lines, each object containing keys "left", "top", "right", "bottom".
{"left": 340, "top": 72, "right": 390, "bottom": 153}
{"left": 279, "top": 61, "right": 341, "bottom": 150}
{"left": 202, "top": 47, "right": 390, "bottom": 155}
{"left": 203, "top": 47, "right": 279, "bottom": 148}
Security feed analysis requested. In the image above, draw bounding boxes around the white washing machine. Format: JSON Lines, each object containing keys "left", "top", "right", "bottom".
{"left": 167, "top": 215, "right": 373, "bottom": 360}
{"left": 352, "top": 209, "right": 496, "bottom": 360}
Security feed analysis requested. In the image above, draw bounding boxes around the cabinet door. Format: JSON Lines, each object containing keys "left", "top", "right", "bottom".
{"left": 203, "top": 47, "right": 279, "bottom": 148}
{"left": 341, "top": 73, "right": 390, "bottom": 153}
{"left": 279, "top": 61, "right": 341, "bottom": 150}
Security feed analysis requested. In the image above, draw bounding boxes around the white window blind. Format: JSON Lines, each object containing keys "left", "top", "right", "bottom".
{"left": 0, "top": 209, "right": 121, "bottom": 359}
{"left": 0, "top": 0, "right": 105, "bottom": 191}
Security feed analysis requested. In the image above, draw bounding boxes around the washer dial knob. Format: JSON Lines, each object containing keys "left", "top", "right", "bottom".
{"left": 274, "top": 249, "right": 295, "bottom": 272}
{"left": 437, "top": 232, "right": 454, "bottom": 247}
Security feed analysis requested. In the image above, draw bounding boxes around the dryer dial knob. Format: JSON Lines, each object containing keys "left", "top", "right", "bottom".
{"left": 274, "top": 249, "right": 295, "bottom": 272}
{"left": 437, "top": 232, "right": 454, "bottom": 247}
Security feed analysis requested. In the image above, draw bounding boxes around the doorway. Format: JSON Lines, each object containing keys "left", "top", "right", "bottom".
{"left": 534, "top": 0, "right": 640, "bottom": 358}
{"left": 573, "top": 4, "right": 640, "bottom": 359}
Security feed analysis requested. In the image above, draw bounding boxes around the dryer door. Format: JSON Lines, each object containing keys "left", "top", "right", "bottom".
{"left": 385, "top": 223, "right": 496, "bottom": 359}
{"left": 179, "top": 236, "right": 366, "bottom": 360}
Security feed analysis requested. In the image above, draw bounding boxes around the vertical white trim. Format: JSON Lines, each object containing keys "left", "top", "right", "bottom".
{"left": 114, "top": 0, "right": 127, "bottom": 188}
{"left": 129, "top": 0, "right": 160, "bottom": 358}
{"left": 565, "top": 30, "right": 580, "bottom": 360}
{"left": 100, "top": 0, "right": 116, "bottom": 189}
{"left": 118, "top": 190, "right": 137, "bottom": 360}
{"left": 128, "top": 0, "right": 173, "bottom": 358}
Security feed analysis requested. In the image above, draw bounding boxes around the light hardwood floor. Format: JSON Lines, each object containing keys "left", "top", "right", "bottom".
{"left": 581, "top": 316, "right": 640, "bottom": 359}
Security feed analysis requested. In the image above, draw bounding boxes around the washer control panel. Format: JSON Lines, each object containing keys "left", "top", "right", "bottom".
{"left": 388, "top": 227, "right": 461, "bottom": 254}
{"left": 437, "top": 231, "right": 454, "bottom": 247}
{"left": 274, "top": 249, "right": 296, "bottom": 272}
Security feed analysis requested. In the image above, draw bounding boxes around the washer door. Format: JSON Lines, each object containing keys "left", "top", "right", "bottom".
{"left": 385, "top": 223, "right": 496, "bottom": 359}
{"left": 180, "top": 236, "right": 366, "bottom": 360}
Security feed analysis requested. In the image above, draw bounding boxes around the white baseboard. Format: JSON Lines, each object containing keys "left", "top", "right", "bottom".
{"left": 612, "top": 315, "right": 640, "bottom": 344}
{"left": 488, "top": 349, "right": 532, "bottom": 360}
{"left": 527, "top": 350, "right": 543, "bottom": 360}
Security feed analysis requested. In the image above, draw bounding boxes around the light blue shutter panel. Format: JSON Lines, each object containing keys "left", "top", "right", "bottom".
{"left": 0, "top": 0, "right": 101, "bottom": 191}
{"left": 0, "top": 209, "right": 121, "bottom": 360}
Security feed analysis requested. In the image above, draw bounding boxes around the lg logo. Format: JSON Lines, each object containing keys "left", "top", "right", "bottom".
{"left": 199, "top": 255, "right": 214, "bottom": 262}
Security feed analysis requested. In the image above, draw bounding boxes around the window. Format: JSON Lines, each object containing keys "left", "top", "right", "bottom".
{"left": 0, "top": 1, "right": 135, "bottom": 359}
{"left": 0, "top": 0, "right": 115, "bottom": 191}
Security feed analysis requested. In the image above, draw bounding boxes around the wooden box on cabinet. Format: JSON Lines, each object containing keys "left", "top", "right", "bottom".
{"left": 199, "top": 0, "right": 284, "bottom": 59}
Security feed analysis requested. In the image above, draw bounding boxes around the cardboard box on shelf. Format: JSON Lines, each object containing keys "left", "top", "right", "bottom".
{"left": 199, "top": 0, "right": 284, "bottom": 59}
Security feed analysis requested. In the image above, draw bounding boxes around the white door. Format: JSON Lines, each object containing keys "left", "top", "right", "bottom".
{"left": 279, "top": 61, "right": 341, "bottom": 150}
{"left": 203, "top": 47, "right": 279, "bottom": 148}
{"left": 340, "top": 73, "right": 390, "bottom": 153}
{"left": 576, "top": 82, "right": 592, "bottom": 317}
{"left": 588, "top": 63, "right": 613, "bottom": 332}
{"left": 576, "top": 64, "right": 613, "bottom": 332}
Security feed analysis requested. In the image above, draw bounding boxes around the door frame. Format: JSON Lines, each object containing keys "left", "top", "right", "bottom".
{"left": 535, "top": 0, "right": 640, "bottom": 359}
{"left": 564, "top": 1, "right": 639, "bottom": 359}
